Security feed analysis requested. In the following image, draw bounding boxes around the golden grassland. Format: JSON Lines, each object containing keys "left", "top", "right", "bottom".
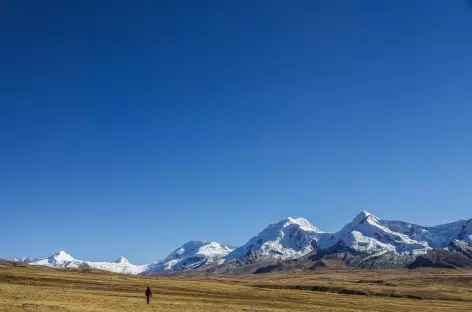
{"left": 1, "top": 261, "right": 471, "bottom": 311}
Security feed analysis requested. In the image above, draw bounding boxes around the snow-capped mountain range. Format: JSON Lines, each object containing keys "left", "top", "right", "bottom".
{"left": 18, "top": 251, "right": 148, "bottom": 275}
{"left": 226, "top": 217, "right": 322, "bottom": 260}
{"left": 144, "top": 241, "right": 234, "bottom": 274}
{"left": 317, "top": 211, "right": 430, "bottom": 254}
{"left": 12, "top": 211, "right": 472, "bottom": 274}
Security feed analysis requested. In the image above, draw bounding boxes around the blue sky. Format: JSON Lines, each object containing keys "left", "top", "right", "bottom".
{"left": 1, "top": 1, "right": 472, "bottom": 263}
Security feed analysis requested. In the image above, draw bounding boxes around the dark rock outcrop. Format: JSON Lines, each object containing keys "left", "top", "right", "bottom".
{"left": 408, "top": 249, "right": 472, "bottom": 269}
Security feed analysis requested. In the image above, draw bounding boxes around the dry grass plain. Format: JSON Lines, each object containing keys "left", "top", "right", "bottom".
{"left": 1, "top": 261, "right": 471, "bottom": 312}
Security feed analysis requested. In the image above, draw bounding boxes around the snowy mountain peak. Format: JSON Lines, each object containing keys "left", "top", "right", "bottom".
{"left": 352, "top": 211, "right": 378, "bottom": 225}
{"left": 113, "top": 257, "right": 129, "bottom": 264}
{"left": 144, "top": 241, "right": 234, "bottom": 274}
{"left": 226, "top": 217, "right": 323, "bottom": 261}
{"left": 51, "top": 251, "right": 74, "bottom": 262}
{"left": 285, "top": 217, "right": 321, "bottom": 232}
{"left": 165, "top": 241, "right": 206, "bottom": 260}
{"left": 318, "top": 211, "right": 430, "bottom": 254}
{"left": 25, "top": 250, "right": 81, "bottom": 269}
{"left": 266, "top": 217, "right": 321, "bottom": 233}
{"left": 164, "top": 241, "right": 234, "bottom": 262}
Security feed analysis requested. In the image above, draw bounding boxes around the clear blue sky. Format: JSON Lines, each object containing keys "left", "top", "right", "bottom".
{"left": 1, "top": 1, "right": 472, "bottom": 264}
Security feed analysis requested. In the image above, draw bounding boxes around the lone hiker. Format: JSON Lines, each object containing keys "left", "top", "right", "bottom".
{"left": 145, "top": 286, "right": 152, "bottom": 304}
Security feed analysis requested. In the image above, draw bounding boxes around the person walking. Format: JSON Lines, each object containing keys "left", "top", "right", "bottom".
{"left": 145, "top": 286, "right": 152, "bottom": 304}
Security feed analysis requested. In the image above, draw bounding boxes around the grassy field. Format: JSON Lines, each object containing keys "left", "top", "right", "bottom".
{"left": 1, "top": 261, "right": 471, "bottom": 311}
